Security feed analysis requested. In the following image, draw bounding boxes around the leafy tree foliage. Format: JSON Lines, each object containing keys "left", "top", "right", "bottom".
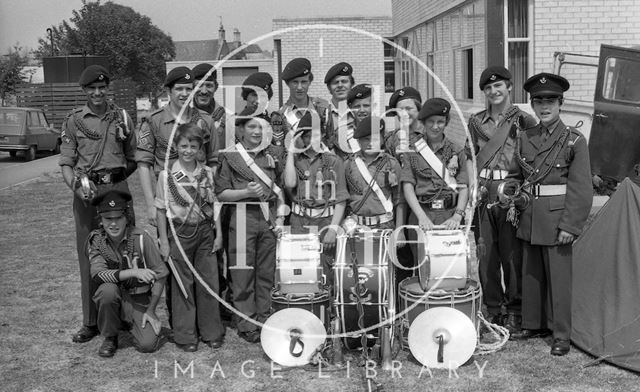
{"left": 36, "top": 0, "right": 175, "bottom": 96}
{"left": 0, "top": 45, "right": 32, "bottom": 106}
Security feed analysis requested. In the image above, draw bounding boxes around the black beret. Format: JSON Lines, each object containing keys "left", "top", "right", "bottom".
{"left": 78, "top": 65, "right": 110, "bottom": 87}
{"left": 192, "top": 63, "right": 217, "bottom": 81}
{"left": 92, "top": 189, "right": 131, "bottom": 214}
{"left": 523, "top": 72, "right": 570, "bottom": 98}
{"left": 294, "top": 111, "right": 314, "bottom": 135}
{"left": 389, "top": 87, "right": 422, "bottom": 108}
{"left": 282, "top": 58, "right": 312, "bottom": 82}
{"left": 418, "top": 97, "right": 451, "bottom": 121}
{"left": 347, "top": 84, "right": 371, "bottom": 106}
{"left": 479, "top": 66, "right": 512, "bottom": 90}
{"left": 324, "top": 62, "right": 353, "bottom": 84}
{"left": 353, "top": 115, "right": 385, "bottom": 139}
{"left": 242, "top": 72, "right": 274, "bottom": 100}
{"left": 164, "top": 67, "right": 193, "bottom": 87}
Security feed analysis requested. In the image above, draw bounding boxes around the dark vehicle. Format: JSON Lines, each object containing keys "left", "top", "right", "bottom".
{"left": 0, "top": 107, "right": 61, "bottom": 161}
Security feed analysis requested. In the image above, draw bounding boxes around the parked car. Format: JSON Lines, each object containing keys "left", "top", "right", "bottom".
{"left": 0, "top": 107, "right": 61, "bottom": 161}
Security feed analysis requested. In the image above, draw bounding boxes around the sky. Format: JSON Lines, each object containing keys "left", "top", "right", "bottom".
{"left": 0, "top": 0, "right": 391, "bottom": 53}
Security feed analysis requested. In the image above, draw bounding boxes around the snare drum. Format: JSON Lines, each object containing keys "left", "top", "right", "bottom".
{"left": 398, "top": 276, "right": 481, "bottom": 345}
{"left": 334, "top": 229, "right": 394, "bottom": 349}
{"left": 271, "top": 289, "right": 331, "bottom": 331}
{"left": 417, "top": 229, "right": 470, "bottom": 291}
{"left": 276, "top": 233, "right": 323, "bottom": 294}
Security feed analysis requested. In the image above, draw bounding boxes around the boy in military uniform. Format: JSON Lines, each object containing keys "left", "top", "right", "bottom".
{"left": 401, "top": 98, "right": 469, "bottom": 262}
{"left": 347, "top": 84, "right": 373, "bottom": 123}
{"left": 384, "top": 87, "right": 424, "bottom": 159}
{"left": 323, "top": 62, "right": 356, "bottom": 160}
{"left": 468, "top": 66, "right": 537, "bottom": 332}
{"left": 155, "top": 123, "right": 225, "bottom": 352}
{"left": 59, "top": 65, "right": 137, "bottom": 344}
{"left": 509, "top": 73, "right": 592, "bottom": 356}
{"left": 88, "top": 189, "right": 168, "bottom": 357}
{"left": 283, "top": 112, "right": 349, "bottom": 283}
{"left": 215, "top": 108, "right": 286, "bottom": 343}
{"left": 240, "top": 72, "right": 275, "bottom": 144}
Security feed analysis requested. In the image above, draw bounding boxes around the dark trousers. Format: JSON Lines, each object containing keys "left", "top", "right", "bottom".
{"left": 170, "top": 223, "right": 224, "bottom": 345}
{"left": 476, "top": 203, "right": 522, "bottom": 316}
{"left": 94, "top": 283, "right": 160, "bottom": 353}
{"left": 521, "top": 242, "right": 572, "bottom": 340}
{"left": 227, "top": 205, "right": 276, "bottom": 333}
{"left": 73, "top": 180, "right": 131, "bottom": 327}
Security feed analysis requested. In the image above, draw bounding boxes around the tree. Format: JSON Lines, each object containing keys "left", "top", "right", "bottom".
{"left": 35, "top": 0, "right": 175, "bottom": 97}
{"left": 0, "top": 45, "right": 32, "bottom": 106}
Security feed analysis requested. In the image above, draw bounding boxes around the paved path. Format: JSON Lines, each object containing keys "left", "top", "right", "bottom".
{"left": 0, "top": 153, "right": 60, "bottom": 190}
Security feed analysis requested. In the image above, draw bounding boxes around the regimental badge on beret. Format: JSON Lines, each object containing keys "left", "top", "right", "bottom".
{"left": 303, "top": 69, "right": 309, "bottom": 74}
{"left": 490, "top": 74, "right": 496, "bottom": 81}
{"left": 356, "top": 92, "right": 363, "bottom": 98}
{"left": 185, "top": 74, "right": 190, "bottom": 80}
{"left": 540, "top": 77, "right": 547, "bottom": 84}
{"left": 399, "top": 89, "right": 405, "bottom": 96}
{"left": 108, "top": 200, "right": 116, "bottom": 207}
{"left": 342, "top": 66, "right": 349, "bottom": 72}
{"left": 98, "top": 74, "right": 104, "bottom": 81}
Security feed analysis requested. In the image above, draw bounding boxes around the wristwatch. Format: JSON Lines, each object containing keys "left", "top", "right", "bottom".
{"left": 454, "top": 208, "right": 466, "bottom": 218}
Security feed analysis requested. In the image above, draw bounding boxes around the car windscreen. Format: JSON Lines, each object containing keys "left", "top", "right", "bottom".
{"left": 0, "top": 110, "right": 26, "bottom": 134}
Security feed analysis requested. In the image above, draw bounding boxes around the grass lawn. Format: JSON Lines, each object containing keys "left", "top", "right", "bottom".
{"left": 0, "top": 169, "right": 637, "bottom": 392}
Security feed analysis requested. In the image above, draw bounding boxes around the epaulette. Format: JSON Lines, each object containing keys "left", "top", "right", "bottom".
{"left": 149, "top": 107, "right": 164, "bottom": 117}
{"left": 128, "top": 227, "right": 145, "bottom": 236}
{"left": 65, "top": 107, "right": 83, "bottom": 119}
{"left": 87, "top": 228, "right": 103, "bottom": 243}
{"left": 472, "top": 109, "right": 487, "bottom": 119}
{"left": 312, "top": 96, "right": 329, "bottom": 110}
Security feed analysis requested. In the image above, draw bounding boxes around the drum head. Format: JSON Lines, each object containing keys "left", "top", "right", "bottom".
{"left": 408, "top": 307, "right": 476, "bottom": 369}
{"left": 261, "top": 308, "right": 327, "bottom": 367}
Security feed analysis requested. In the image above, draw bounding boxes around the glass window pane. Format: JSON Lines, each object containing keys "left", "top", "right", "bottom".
{"left": 508, "top": 42, "right": 529, "bottom": 103}
{"left": 508, "top": 0, "right": 528, "bottom": 38}
{"left": 384, "top": 41, "right": 394, "bottom": 58}
{"left": 602, "top": 57, "right": 640, "bottom": 103}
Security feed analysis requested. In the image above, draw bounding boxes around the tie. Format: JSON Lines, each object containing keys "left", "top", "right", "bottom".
{"left": 541, "top": 127, "right": 550, "bottom": 144}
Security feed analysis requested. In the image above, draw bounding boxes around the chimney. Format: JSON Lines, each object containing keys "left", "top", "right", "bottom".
{"left": 218, "top": 20, "right": 225, "bottom": 42}
{"left": 233, "top": 28, "right": 241, "bottom": 44}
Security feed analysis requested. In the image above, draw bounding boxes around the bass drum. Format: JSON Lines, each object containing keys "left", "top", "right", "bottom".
{"left": 271, "top": 289, "right": 331, "bottom": 332}
{"left": 398, "top": 276, "right": 481, "bottom": 346}
{"left": 333, "top": 229, "right": 395, "bottom": 350}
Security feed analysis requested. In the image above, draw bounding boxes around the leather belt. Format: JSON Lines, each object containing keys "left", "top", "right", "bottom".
{"left": 354, "top": 212, "right": 393, "bottom": 226}
{"left": 417, "top": 193, "right": 457, "bottom": 210}
{"left": 127, "top": 285, "right": 150, "bottom": 295}
{"left": 530, "top": 184, "right": 567, "bottom": 196}
{"left": 88, "top": 168, "right": 126, "bottom": 185}
{"left": 291, "top": 203, "right": 334, "bottom": 218}
{"left": 479, "top": 168, "right": 508, "bottom": 180}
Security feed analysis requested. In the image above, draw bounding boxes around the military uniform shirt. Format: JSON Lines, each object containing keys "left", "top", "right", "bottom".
{"left": 289, "top": 149, "right": 349, "bottom": 208}
{"left": 344, "top": 152, "right": 404, "bottom": 216}
{"left": 155, "top": 161, "right": 217, "bottom": 225}
{"left": 59, "top": 104, "right": 136, "bottom": 171}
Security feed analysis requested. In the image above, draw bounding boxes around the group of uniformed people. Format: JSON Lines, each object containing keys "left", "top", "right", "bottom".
{"left": 60, "top": 56, "right": 592, "bottom": 358}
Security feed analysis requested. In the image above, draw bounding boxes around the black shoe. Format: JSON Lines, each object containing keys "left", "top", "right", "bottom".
{"left": 551, "top": 339, "right": 570, "bottom": 356}
{"left": 238, "top": 330, "right": 260, "bottom": 343}
{"left": 489, "top": 314, "right": 504, "bottom": 326}
{"left": 98, "top": 336, "right": 118, "bottom": 358}
{"left": 510, "top": 328, "right": 551, "bottom": 340}
{"left": 176, "top": 343, "right": 198, "bottom": 352}
{"left": 205, "top": 337, "right": 224, "bottom": 350}
{"left": 504, "top": 313, "right": 522, "bottom": 334}
{"left": 72, "top": 325, "right": 99, "bottom": 343}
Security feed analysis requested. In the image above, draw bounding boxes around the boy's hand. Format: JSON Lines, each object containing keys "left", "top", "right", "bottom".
{"left": 418, "top": 215, "right": 434, "bottom": 231}
{"left": 148, "top": 205, "right": 158, "bottom": 226}
{"left": 247, "top": 182, "right": 265, "bottom": 198}
{"left": 442, "top": 213, "right": 462, "bottom": 230}
{"left": 142, "top": 310, "right": 161, "bottom": 335}
{"left": 159, "top": 240, "right": 170, "bottom": 261}
{"left": 136, "top": 269, "right": 157, "bottom": 283}
{"left": 212, "top": 236, "right": 223, "bottom": 253}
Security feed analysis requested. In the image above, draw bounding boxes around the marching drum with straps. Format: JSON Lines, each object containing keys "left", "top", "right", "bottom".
{"left": 333, "top": 229, "right": 395, "bottom": 349}
{"left": 398, "top": 276, "right": 481, "bottom": 346}
{"left": 416, "top": 228, "right": 470, "bottom": 292}
{"left": 276, "top": 233, "right": 324, "bottom": 294}
{"left": 271, "top": 289, "right": 331, "bottom": 332}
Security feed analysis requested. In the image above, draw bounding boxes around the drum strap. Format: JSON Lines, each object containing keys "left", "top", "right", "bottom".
{"left": 414, "top": 138, "right": 457, "bottom": 190}
{"left": 351, "top": 151, "right": 393, "bottom": 216}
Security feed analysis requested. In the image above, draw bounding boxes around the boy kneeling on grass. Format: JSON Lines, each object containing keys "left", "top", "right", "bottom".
{"left": 155, "top": 123, "right": 225, "bottom": 352}
{"left": 88, "top": 189, "right": 167, "bottom": 358}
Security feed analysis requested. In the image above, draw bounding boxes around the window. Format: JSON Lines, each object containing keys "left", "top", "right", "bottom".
{"left": 28, "top": 112, "right": 40, "bottom": 126}
{"left": 602, "top": 57, "right": 640, "bottom": 103}
{"left": 384, "top": 41, "right": 396, "bottom": 92}
{"left": 38, "top": 112, "right": 48, "bottom": 128}
{"left": 505, "top": 0, "right": 532, "bottom": 103}
{"left": 462, "top": 48, "right": 474, "bottom": 100}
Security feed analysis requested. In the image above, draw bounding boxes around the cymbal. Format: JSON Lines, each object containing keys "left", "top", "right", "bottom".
{"left": 408, "top": 307, "right": 477, "bottom": 369}
{"left": 261, "top": 308, "right": 327, "bottom": 367}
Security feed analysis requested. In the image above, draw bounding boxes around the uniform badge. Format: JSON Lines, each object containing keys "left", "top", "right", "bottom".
{"left": 399, "top": 89, "right": 405, "bottom": 96}
{"left": 443, "top": 107, "right": 447, "bottom": 113}
{"left": 61, "top": 130, "right": 71, "bottom": 144}
{"left": 540, "top": 77, "right": 547, "bottom": 84}
{"left": 490, "top": 74, "right": 496, "bottom": 81}
{"left": 185, "top": 74, "right": 190, "bottom": 80}
{"left": 303, "top": 69, "right": 309, "bottom": 74}
{"left": 342, "top": 66, "right": 349, "bottom": 72}
{"left": 356, "top": 93, "right": 362, "bottom": 98}
{"left": 98, "top": 74, "right": 104, "bottom": 80}
{"left": 109, "top": 200, "right": 116, "bottom": 207}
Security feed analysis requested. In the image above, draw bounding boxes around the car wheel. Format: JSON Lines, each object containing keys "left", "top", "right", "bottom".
{"left": 9, "top": 151, "right": 17, "bottom": 158}
{"left": 26, "top": 145, "right": 37, "bottom": 161}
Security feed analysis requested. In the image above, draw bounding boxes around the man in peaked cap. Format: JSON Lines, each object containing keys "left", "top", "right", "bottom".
{"left": 59, "top": 64, "right": 137, "bottom": 344}
{"left": 88, "top": 188, "right": 168, "bottom": 357}
{"left": 323, "top": 62, "right": 356, "bottom": 160}
{"left": 509, "top": 72, "right": 591, "bottom": 357}
{"left": 275, "top": 57, "right": 329, "bottom": 152}
{"left": 467, "top": 66, "right": 537, "bottom": 334}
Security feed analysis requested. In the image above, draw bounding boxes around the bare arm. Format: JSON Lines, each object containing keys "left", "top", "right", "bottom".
{"left": 138, "top": 163, "right": 157, "bottom": 226}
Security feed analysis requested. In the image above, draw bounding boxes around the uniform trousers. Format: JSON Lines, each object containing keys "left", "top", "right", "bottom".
{"left": 476, "top": 200, "right": 522, "bottom": 317}
{"left": 521, "top": 242, "right": 572, "bottom": 340}
{"left": 73, "top": 180, "right": 132, "bottom": 327}
{"left": 227, "top": 204, "right": 276, "bottom": 333}
{"left": 169, "top": 222, "right": 224, "bottom": 345}
{"left": 93, "top": 283, "right": 160, "bottom": 353}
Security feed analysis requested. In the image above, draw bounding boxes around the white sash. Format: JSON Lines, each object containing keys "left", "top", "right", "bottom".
{"left": 352, "top": 155, "right": 393, "bottom": 215}
{"left": 235, "top": 143, "right": 286, "bottom": 217}
{"left": 414, "top": 138, "right": 457, "bottom": 190}
{"left": 283, "top": 107, "right": 301, "bottom": 130}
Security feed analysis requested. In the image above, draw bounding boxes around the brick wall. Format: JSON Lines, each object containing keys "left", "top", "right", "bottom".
{"left": 272, "top": 17, "right": 392, "bottom": 110}
{"left": 534, "top": 0, "right": 640, "bottom": 102}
